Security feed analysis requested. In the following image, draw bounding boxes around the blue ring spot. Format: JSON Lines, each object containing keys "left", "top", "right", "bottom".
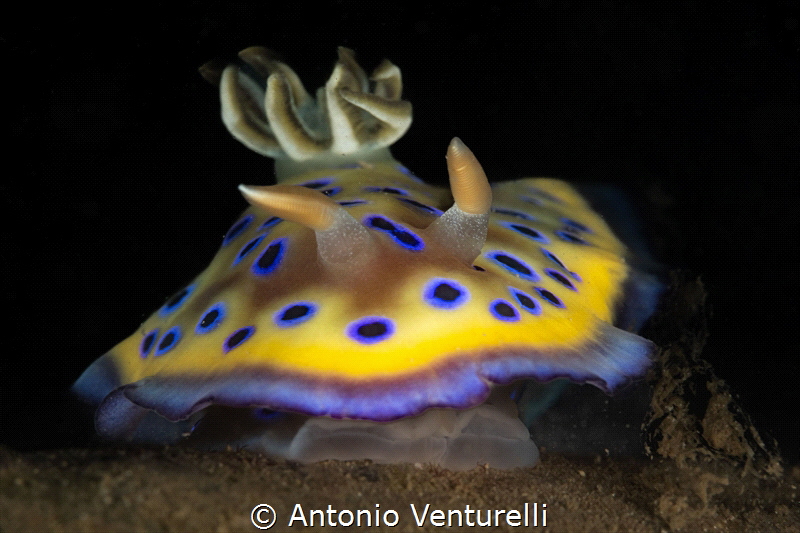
{"left": 233, "top": 235, "right": 265, "bottom": 266}
{"left": 555, "top": 230, "right": 589, "bottom": 245}
{"left": 519, "top": 195, "right": 544, "bottom": 206}
{"left": 224, "top": 326, "right": 255, "bottom": 353}
{"left": 502, "top": 222, "right": 549, "bottom": 243}
{"left": 160, "top": 284, "right": 195, "bottom": 316}
{"left": 525, "top": 187, "right": 562, "bottom": 204}
{"left": 274, "top": 302, "right": 317, "bottom": 327}
{"left": 545, "top": 268, "right": 577, "bottom": 290}
{"left": 535, "top": 287, "right": 566, "bottom": 308}
{"left": 394, "top": 164, "right": 424, "bottom": 182}
{"left": 347, "top": 317, "right": 395, "bottom": 344}
{"left": 339, "top": 199, "right": 368, "bottom": 206}
{"left": 541, "top": 248, "right": 567, "bottom": 269}
{"left": 321, "top": 186, "right": 342, "bottom": 197}
{"left": 561, "top": 217, "right": 592, "bottom": 233}
{"left": 486, "top": 251, "right": 539, "bottom": 281}
{"left": 423, "top": 278, "right": 470, "bottom": 309}
{"left": 364, "top": 186, "right": 409, "bottom": 195}
{"left": 196, "top": 302, "right": 226, "bottom": 334}
{"left": 366, "top": 215, "right": 397, "bottom": 232}
{"left": 492, "top": 207, "right": 536, "bottom": 220}
{"left": 490, "top": 299, "right": 520, "bottom": 322}
{"left": 140, "top": 328, "right": 159, "bottom": 358}
{"left": 222, "top": 215, "right": 253, "bottom": 246}
{"left": 300, "top": 178, "right": 333, "bottom": 189}
{"left": 252, "top": 238, "right": 287, "bottom": 276}
{"left": 541, "top": 249, "right": 582, "bottom": 281}
{"left": 155, "top": 326, "right": 182, "bottom": 356}
{"left": 364, "top": 215, "right": 425, "bottom": 251}
{"left": 510, "top": 288, "right": 541, "bottom": 315}
{"left": 399, "top": 198, "right": 443, "bottom": 215}
{"left": 259, "top": 216, "right": 282, "bottom": 231}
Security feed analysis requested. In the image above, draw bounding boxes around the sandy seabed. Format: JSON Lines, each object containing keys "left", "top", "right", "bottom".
{"left": 2, "top": 276, "right": 798, "bottom": 532}
{"left": 1, "top": 445, "right": 797, "bottom": 532}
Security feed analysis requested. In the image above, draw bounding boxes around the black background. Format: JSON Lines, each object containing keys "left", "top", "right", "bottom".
{"left": 4, "top": 2, "right": 798, "bottom": 464}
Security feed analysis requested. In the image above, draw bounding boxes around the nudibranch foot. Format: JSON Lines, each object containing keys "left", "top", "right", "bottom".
{"left": 183, "top": 387, "right": 538, "bottom": 471}
{"left": 74, "top": 46, "right": 664, "bottom": 470}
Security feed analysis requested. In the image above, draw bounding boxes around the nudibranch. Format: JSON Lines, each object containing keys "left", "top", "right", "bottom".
{"left": 73, "top": 47, "right": 663, "bottom": 470}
